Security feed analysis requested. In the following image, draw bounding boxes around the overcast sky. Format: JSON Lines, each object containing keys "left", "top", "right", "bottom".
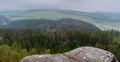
{"left": 0, "top": 0, "right": 120, "bottom": 12}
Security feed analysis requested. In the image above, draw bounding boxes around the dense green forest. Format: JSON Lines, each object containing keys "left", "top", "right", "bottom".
{"left": 0, "top": 18, "right": 100, "bottom": 31}
{"left": 0, "top": 29, "right": 120, "bottom": 62}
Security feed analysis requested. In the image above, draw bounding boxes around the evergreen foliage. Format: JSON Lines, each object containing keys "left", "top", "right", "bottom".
{"left": 0, "top": 29, "right": 120, "bottom": 62}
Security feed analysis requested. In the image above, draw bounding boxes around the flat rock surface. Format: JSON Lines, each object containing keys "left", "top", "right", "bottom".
{"left": 21, "top": 46, "right": 118, "bottom": 62}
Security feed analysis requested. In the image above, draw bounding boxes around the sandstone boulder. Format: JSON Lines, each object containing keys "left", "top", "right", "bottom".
{"left": 21, "top": 46, "right": 118, "bottom": 62}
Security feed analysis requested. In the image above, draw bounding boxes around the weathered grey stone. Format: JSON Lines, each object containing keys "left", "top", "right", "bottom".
{"left": 21, "top": 46, "right": 118, "bottom": 62}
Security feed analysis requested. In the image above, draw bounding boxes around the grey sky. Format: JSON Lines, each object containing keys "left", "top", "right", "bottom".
{"left": 0, "top": 0, "right": 120, "bottom": 12}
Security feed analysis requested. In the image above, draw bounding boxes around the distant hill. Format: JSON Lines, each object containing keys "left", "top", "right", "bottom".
{"left": 3, "top": 18, "right": 100, "bottom": 31}
{"left": 0, "top": 9, "right": 120, "bottom": 31}
{"left": 0, "top": 15, "right": 9, "bottom": 26}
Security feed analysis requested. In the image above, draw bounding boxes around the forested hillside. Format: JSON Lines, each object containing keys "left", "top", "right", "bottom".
{"left": 0, "top": 9, "right": 120, "bottom": 62}
{"left": 0, "top": 0, "right": 120, "bottom": 62}
{"left": 0, "top": 29, "right": 120, "bottom": 62}
{"left": 0, "top": 9, "right": 120, "bottom": 31}
{"left": 0, "top": 15, "right": 9, "bottom": 26}
{"left": 1, "top": 18, "right": 100, "bottom": 31}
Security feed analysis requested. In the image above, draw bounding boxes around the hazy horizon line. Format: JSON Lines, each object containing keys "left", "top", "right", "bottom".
{"left": 0, "top": 8, "right": 120, "bottom": 13}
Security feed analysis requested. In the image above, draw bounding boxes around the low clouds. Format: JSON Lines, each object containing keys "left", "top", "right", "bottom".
{"left": 0, "top": 0, "right": 120, "bottom": 12}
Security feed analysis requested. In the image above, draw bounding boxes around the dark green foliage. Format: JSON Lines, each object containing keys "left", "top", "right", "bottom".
{"left": 2, "top": 18, "right": 100, "bottom": 31}
{"left": 0, "top": 29, "right": 120, "bottom": 62}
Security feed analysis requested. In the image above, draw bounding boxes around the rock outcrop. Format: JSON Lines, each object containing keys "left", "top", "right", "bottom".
{"left": 21, "top": 46, "right": 118, "bottom": 62}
